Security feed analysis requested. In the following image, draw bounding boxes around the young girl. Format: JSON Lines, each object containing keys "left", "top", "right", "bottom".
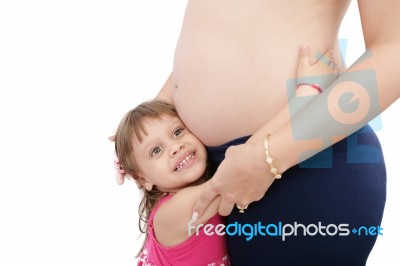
{"left": 111, "top": 46, "right": 337, "bottom": 266}
{"left": 112, "top": 100, "right": 228, "bottom": 265}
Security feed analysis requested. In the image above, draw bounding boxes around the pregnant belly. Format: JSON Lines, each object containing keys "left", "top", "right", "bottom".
{"left": 172, "top": 58, "right": 292, "bottom": 146}
{"left": 172, "top": 0, "right": 347, "bottom": 145}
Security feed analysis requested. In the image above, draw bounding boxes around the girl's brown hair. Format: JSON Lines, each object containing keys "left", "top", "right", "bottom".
{"left": 113, "top": 100, "right": 179, "bottom": 256}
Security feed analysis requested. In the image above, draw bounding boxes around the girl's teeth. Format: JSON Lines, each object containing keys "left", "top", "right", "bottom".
{"left": 176, "top": 153, "right": 194, "bottom": 171}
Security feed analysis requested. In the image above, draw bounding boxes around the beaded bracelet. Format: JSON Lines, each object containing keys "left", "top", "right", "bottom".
{"left": 264, "top": 134, "right": 282, "bottom": 179}
{"left": 296, "top": 83, "right": 322, "bottom": 93}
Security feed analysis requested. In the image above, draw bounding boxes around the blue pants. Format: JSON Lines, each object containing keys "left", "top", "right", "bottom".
{"left": 206, "top": 125, "right": 386, "bottom": 266}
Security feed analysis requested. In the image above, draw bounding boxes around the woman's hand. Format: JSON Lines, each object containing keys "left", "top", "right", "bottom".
{"left": 193, "top": 140, "right": 275, "bottom": 217}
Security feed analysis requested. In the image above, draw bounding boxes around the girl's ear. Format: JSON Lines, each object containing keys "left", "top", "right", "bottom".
{"left": 108, "top": 135, "right": 116, "bottom": 142}
{"left": 137, "top": 175, "right": 153, "bottom": 191}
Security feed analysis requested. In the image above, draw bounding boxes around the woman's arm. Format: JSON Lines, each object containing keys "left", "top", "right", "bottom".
{"left": 193, "top": 1, "right": 400, "bottom": 217}
{"left": 255, "top": 0, "right": 400, "bottom": 173}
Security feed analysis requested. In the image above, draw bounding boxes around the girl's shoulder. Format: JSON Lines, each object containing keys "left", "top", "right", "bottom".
{"left": 148, "top": 193, "right": 173, "bottom": 224}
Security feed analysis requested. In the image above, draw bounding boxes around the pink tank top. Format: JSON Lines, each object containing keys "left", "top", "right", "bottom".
{"left": 137, "top": 195, "right": 230, "bottom": 265}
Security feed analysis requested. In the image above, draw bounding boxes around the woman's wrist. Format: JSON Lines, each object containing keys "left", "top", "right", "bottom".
{"left": 268, "top": 124, "right": 325, "bottom": 173}
{"left": 244, "top": 140, "right": 275, "bottom": 182}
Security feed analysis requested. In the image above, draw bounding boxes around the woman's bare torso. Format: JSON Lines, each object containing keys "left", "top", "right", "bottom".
{"left": 172, "top": 0, "right": 351, "bottom": 146}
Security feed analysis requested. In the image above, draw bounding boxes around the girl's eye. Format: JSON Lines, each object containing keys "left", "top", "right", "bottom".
{"left": 173, "top": 127, "right": 184, "bottom": 138}
{"left": 150, "top": 146, "right": 163, "bottom": 157}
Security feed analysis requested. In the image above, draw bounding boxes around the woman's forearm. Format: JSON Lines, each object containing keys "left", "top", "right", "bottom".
{"left": 246, "top": 91, "right": 320, "bottom": 145}
{"left": 252, "top": 44, "right": 400, "bottom": 174}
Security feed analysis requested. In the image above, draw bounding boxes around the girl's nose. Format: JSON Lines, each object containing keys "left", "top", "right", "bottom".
{"left": 170, "top": 143, "right": 184, "bottom": 157}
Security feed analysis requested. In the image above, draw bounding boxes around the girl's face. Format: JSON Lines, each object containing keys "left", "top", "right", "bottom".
{"left": 132, "top": 114, "right": 207, "bottom": 192}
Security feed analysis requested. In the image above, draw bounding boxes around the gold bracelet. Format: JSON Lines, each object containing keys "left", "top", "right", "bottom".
{"left": 264, "top": 134, "right": 282, "bottom": 179}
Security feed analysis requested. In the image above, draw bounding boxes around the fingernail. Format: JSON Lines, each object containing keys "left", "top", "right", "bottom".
{"left": 301, "top": 44, "right": 309, "bottom": 50}
{"left": 191, "top": 212, "right": 199, "bottom": 221}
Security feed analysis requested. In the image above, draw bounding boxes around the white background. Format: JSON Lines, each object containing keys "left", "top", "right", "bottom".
{"left": 0, "top": 1, "right": 398, "bottom": 265}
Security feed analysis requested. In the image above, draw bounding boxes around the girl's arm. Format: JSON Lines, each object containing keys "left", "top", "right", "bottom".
{"left": 152, "top": 180, "right": 221, "bottom": 247}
